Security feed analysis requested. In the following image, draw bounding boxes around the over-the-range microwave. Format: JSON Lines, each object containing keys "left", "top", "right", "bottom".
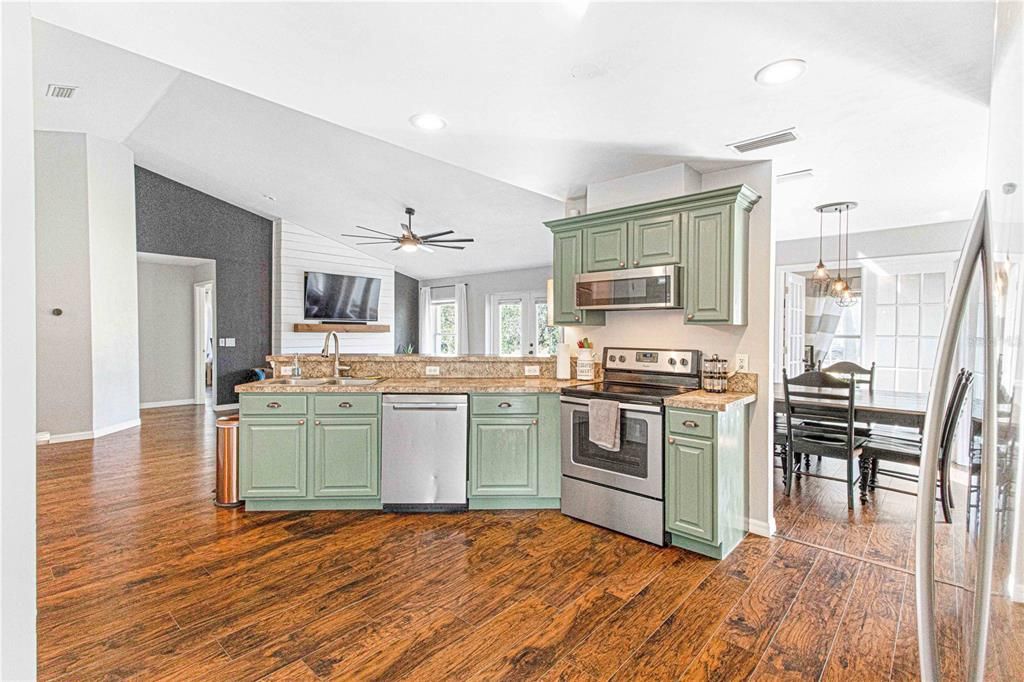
{"left": 575, "top": 265, "right": 683, "bottom": 310}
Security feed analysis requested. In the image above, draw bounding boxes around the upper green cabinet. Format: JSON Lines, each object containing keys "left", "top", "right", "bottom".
{"left": 545, "top": 185, "right": 759, "bottom": 326}
{"left": 552, "top": 229, "right": 605, "bottom": 326}
{"left": 630, "top": 213, "right": 684, "bottom": 268}
{"left": 584, "top": 221, "right": 630, "bottom": 272}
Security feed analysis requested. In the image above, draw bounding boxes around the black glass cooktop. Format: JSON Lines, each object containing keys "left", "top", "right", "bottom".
{"left": 561, "top": 381, "right": 695, "bottom": 405}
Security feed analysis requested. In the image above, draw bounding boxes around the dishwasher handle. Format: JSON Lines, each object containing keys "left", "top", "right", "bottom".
{"left": 389, "top": 403, "right": 461, "bottom": 411}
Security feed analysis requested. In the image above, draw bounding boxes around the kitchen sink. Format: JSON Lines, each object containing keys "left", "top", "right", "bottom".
{"left": 265, "top": 378, "right": 332, "bottom": 386}
{"left": 322, "top": 377, "right": 381, "bottom": 386}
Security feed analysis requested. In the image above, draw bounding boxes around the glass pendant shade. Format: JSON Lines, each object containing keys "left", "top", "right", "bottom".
{"left": 811, "top": 260, "right": 830, "bottom": 281}
{"left": 837, "top": 286, "right": 858, "bottom": 307}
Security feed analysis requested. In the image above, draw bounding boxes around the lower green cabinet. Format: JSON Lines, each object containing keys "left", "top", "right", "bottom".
{"left": 468, "top": 393, "right": 561, "bottom": 509}
{"left": 313, "top": 417, "right": 379, "bottom": 497}
{"left": 240, "top": 393, "right": 381, "bottom": 510}
{"left": 240, "top": 417, "right": 308, "bottom": 498}
{"left": 665, "top": 406, "right": 748, "bottom": 559}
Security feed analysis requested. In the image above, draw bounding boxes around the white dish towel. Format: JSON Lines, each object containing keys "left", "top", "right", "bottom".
{"left": 588, "top": 399, "right": 620, "bottom": 451}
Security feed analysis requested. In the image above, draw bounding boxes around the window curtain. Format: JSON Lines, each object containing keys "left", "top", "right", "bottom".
{"left": 805, "top": 280, "right": 840, "bottom": 365}
{"left": 418, "top": 286, "right": 434, "bottom": 354}
{"left": 454, "top": 283, "right": 469, "bottom": 355}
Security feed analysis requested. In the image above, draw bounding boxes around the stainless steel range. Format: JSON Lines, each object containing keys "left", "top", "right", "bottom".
{"left": 560, "top": 347, "right": 702, "bottom": 545}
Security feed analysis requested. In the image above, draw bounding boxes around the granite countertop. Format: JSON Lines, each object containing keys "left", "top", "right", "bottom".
{"left": 663, "top": 390, "right": 757, "bottom": 412}
{"left": 235, "top": 377, "right": 591, "bottom": 394}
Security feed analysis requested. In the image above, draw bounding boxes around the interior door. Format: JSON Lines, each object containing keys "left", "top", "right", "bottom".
{"left": 782, "top": 272, "right": 806, "bottom": 376}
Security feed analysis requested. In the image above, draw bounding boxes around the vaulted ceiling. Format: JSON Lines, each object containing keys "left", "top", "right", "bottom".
{"left": 32, "top": 2, "right": 994, "bottom": 278}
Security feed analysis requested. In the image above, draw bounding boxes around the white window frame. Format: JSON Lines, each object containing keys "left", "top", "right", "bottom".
{"left": 485, "top": 290, "right": 560, "bottom": 357}
{"left": 431, "top": 299, "right": 458, "bottom": 356}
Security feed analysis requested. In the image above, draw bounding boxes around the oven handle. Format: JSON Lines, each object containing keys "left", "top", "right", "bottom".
{"left": 559, "top": 396, "right": 662, "bottom": 414}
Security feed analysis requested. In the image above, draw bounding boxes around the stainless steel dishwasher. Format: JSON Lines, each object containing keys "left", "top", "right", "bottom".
{"left": 381, "top": 394, "right": 468, "bottom": 511}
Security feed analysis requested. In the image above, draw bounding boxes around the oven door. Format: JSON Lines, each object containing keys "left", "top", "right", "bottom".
{"left": 575, "top": 265, "right": 681, "bottom": 310}
{"left": 560, "top": 396, "right": 663, "bottom": 499}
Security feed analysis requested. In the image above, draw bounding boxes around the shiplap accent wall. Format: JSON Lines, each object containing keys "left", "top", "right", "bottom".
{"left": 273, "top": 220, "right": 396, "bottom": 354}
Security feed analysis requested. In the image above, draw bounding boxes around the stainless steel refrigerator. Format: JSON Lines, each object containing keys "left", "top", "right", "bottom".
{"left": 916, "top": 2, "right": 1023, "bottom": 679}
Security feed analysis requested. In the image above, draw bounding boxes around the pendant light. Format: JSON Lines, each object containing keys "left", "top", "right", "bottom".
{"left": 836, "top": 204, "right": 859, "bottom": 307}
{"left": 814, "top": 201, "right": 858, "bottom": 299}
{"left": 811, "top": 209, "right": 830, "bottom": 284}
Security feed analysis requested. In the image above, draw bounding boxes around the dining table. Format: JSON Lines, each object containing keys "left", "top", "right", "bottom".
{"left": 773, "top": 383, "right": 930, "bottom": 430}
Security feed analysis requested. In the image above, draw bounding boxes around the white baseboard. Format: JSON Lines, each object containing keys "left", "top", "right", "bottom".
{"left": 36, "top": 432, "right": 51, "bottom": 444}
{"left": 746, "top": 517, "right": 776, "bottom": 537}
{"left": 46, "top": 418, "right": 141, "bottom": 444}
{"left": 141, "top": 398, "right": 195, "bottom": 409}
{"left": 1013, "top": 582, "right": 1024, "bottom": 604}
{"left": 213, "top": 402, "right": 239, "bottom": 412}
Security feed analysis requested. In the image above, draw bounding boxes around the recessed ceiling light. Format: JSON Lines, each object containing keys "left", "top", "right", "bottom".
{"left": 754, "top": 59, "right": 807, "bottom": 86}
{"left": 409, "top": 113, "right": 447, "bottom": 131}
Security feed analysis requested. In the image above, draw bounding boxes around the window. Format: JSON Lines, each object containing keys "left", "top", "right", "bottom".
{"left": 825, "top": 302, "right": 863, "bottom": 365}
{"left": 873, "top": 271, "right": 946, "bottom": 391}
{"left": 431, "top": 300, "right": 457, "bottom": 355}
{"left": 487, "top": 292, "right": 561, "bottom": 356}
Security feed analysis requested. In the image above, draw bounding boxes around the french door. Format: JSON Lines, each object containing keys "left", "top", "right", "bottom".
{"left": 488, "top": 291, "right": 559, "bottom": 356}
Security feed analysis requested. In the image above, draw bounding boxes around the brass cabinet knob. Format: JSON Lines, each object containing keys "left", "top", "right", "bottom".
{"left": 686, "top": 313, "right": 695, "bottom": 321}
{"left": 266, "top": 401, "right": 282, "bottom": 409}
{"left": 574, "top": 314, "right": 580, "bottom": 321}
{"left": 683, "top": 420, "right": 699, "bottom": 428}
{"left": 531, "top": 419, "right": 538, "bottom": 425}
{"left": 619, "top": 261, "right": 625, "bottom": 267}
{"left": 298, "top": 419, "right": 305, "bottom": 425}
{"left": 668, "top": 437, "right": 676, "bottom": 444}
{"left": 633, "top": 260, "right": 640, "bottom": 266}
{"left": 314, "top": 420, "right": 321, "bottom": 425}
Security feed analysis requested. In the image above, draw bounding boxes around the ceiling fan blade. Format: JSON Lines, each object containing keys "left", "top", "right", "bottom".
{"left": 392, "top": 245, "right": 402, "bottom": 251}
{"left": 423, "top": 238, "right": 474, "bottom": 243}
{"left": 417, "top": 244, "right": 434, "bottom": 253}
{"left": 356, "top": 241, "right": 397, "bottom": 245}
{"left": 417, "top": 230, "right": 454, "bottom": 240}
{"left": 354, "top": 225, "right": 397, "bottom": 238}
{"left": 429, "top": 244, "right": 465, "bottom": 250}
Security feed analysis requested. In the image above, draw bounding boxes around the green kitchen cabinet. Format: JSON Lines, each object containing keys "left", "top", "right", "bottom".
{"left": 584, "top": 221, "right": 630, "bottom": 272}
{"left": 629, "top": 213, "right": 684, "bottom": 268}
{"left": 239, "top": 417, "right": 308, "bottom": 498}
{"left": 469, "top": 418, "right": 538, "bottom": 496}
{"left": 468, "top": 393, "right": 561, "bottom": 509}
{"left": 686, "top": 203, "right": 746, "bottom": 324}
{"left": 312, "top": 417, "right": 379, "bottom": 497}
{"left": 665, "top": 405, "right": 748, "bottom": 559}
{"left": 545, "top": 185, "right": 759, "bottom": 326}
{"left": 552, "top": 229, "right": 605, "bottom": 326}
{"left": 239, "top": 393, "right": 382, "bottom": 510}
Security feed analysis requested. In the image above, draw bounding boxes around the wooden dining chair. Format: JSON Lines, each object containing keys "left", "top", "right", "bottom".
{"left": 782, "top": 369, "right": 865, "bottom": 509}
{"left": 821, "top": 361, "right": 876, "bottom": 392}
{"left": 861, "top": 369, "right": 972, "bottom": 523}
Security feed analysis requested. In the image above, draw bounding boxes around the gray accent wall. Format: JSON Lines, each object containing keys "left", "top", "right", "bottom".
{"left": 135, "top": 166, "right": 273, "bottom": 405}
{"left": 393, "top": 271, "right": 419, "bottom": 352}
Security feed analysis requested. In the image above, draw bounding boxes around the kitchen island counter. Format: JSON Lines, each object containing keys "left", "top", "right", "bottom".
{"left": 235, "top": 377, "right": 591, "bottom": 394}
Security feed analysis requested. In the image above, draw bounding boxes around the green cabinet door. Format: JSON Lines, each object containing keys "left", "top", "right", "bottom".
{"left": 584, "top": 221, "right": 629, "bottom": 272}
{"left": 665, "top": 435, "right": 716, "bottom": 543}
{"left": 469, "top": 417, "right": 538, "bottom": 496}
{"left": 686, "top": 204, "right": 733, "bottom": 323}
{"left": 629, "top": 213, "right": 684, "bottom": 268}
{"left": 240, "top": 418, "right": 307, "bottom": 498}
{"left": 312, "top": 417, "right": 379, "bottom": 497}
{"left": 552, "top": 230, "right": 604, "bottom": 326}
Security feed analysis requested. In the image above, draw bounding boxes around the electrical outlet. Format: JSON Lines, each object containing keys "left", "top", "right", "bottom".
{"left": 425, "top": 366, "right": 440, "bottom": 376}
{"left": 524, "top": 365, "right": 540, "bottom": 377}
{"left": 736, "top": 354, "right": 749, "bottom": 372}
{"left": 218, "top": 338, "right": 226, "bottom": 347}
{"left": 225, "top": 338, "right": 236, "bottom": 347}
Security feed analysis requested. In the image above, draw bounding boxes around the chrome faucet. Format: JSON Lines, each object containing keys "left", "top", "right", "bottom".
{"left": 292, "top": 353, "right": 302, "bottom": 378}
{"left": 321, "top": 331, "right": 351, "bottom": 377}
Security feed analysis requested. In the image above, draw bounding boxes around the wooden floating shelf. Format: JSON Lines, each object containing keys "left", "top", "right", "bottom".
{"left": 293, "top": 323, "right": 391, "bottom": 333}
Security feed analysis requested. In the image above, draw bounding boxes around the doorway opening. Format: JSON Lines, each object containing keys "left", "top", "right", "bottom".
{"left": 194, "top": 280, "right": 215, "bottom": 405}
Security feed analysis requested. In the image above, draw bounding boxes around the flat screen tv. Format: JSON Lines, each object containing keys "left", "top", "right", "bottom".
{"left": 303, "top": 271, "right": 381, "bottom": 323}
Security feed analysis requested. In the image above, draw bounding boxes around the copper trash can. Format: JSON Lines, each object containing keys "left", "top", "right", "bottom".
{"left": 215, "top": 415, "right": 243, "bottom": 507}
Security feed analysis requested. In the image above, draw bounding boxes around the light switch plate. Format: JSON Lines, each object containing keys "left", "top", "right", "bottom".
{"left": 736, "top": 354, "right": 749, "bottom": 372}
{"left": 524, "top": 365, "right": 540, "bottom": 377}
{"left": 218, "top": 338, "right": 226, "bottom": 347}
{"left": 425, "top": 366, "right": 440, "bottom": 376}
{"left": 226, "top": 338, "right": 236, "bottom": 347}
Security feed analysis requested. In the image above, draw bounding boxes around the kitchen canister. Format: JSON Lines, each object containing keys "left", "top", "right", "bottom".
{"left": 576, "top": 349, "right": 595, "bottom": 381}
{"left": 702, "top": 354, "right": 728, "bottom": 393}
{"left": 556, "top": 343, "right": 572, "bottom": 380}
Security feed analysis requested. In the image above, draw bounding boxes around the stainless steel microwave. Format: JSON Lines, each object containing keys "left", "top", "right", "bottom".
{"left": 575, "top": 265, "right": 682, "bottom": 310}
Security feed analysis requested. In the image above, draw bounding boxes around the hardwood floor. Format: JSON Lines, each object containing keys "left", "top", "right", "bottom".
{"left": 37, "top": 406, "right": 1021, "bottom": 680}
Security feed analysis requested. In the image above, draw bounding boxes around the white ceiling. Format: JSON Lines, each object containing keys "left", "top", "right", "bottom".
{"left": 32, "top": 2, "right": 994, "bottom": 263}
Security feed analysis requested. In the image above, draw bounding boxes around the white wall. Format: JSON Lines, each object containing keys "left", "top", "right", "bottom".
{"left": 137, "top": 261, "right": 198, "bottom": 406}
{"left": 86, "top": 136, "right": 140, "bottom": 433}
{"left": 587, "top": 163, "right": 702, "bottom": 214}
{"left": 273, "top": 220, "right": 396, "bottom": 354}
{"left": 420, "top": 265, "right": 552, "bottom": 354}
{"left": 34, "top": 131, "right": 141, "bottom": 440}
{"left": 1, "top": 3, "right": 38, "bottom": 676}
{"left": 563, "top": 161, "right": 776, "bottom": 536}
{"left": 775, "top": 219, "right": 970, "bottom": 267}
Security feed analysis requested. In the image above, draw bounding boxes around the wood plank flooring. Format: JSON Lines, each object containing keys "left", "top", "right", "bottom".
{"left": 37, "top": 405, "right": 1023, "bottom": 680}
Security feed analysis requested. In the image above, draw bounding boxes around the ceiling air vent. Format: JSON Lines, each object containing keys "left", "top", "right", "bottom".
{"left": 727, "top": 127, "right": 798, "bottom": 154}
{"left": 45, "top": 84, "right": 78, "bottom": 99}
{"left": 776, "top": 168, "right": 814, "bottom": 183}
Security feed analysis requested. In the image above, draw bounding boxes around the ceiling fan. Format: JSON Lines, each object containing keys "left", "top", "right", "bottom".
{"left": 341, "top": 207, "right": 475, "bottom": 253}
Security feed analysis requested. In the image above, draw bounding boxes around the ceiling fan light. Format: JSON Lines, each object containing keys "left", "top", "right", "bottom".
{"left": 400, "top": 242, "right": 419, "bottom": 253}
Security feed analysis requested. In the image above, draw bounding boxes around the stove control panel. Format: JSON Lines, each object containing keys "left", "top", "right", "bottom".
{"left": 601, "top": 347, "right": 701, "bottom": 376}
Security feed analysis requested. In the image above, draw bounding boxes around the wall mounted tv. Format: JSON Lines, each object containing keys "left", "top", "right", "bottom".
{"left": 303, "top": 271, "right": 381, "bottom": 323}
